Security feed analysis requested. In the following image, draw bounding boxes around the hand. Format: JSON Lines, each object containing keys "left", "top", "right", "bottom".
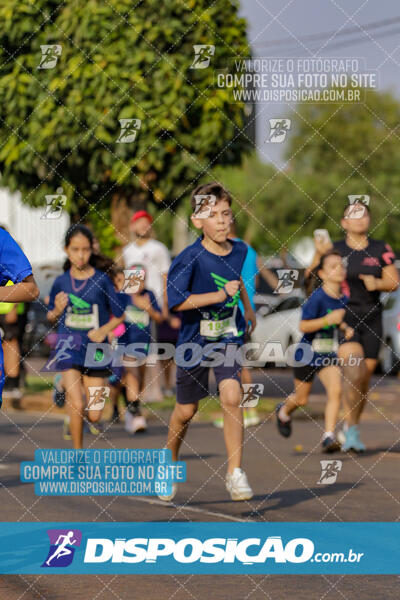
{"left": 359, "top": 274, "right": 378, "bottom": 291}
{"left": 88, "top": 328, "right": 106, "bottom": 343}
{"left": 325, "top": 308, "right": 345, "bottom": 326}
{"left": 314, "top": 236, "right": 333, "bottom": 256}
{"left": 169, "top": 316, "right": 181, "bottom": 329}
{"left": 343, "top": 325, "right": 354, "bottom": 341}
{"left": 245, "top": 309, "right": 257, "bottom": 335}
{"left": 54, "top": 291, "right": 68, "bottom": 315}
{"left": 133, "top": 293, "right": 152, "bottom": 312}
{"left": 108, "top": 332, "right": 115, "bottom": 343}
{"left": 223, "top": 280, "right": 240, "bottom": 298}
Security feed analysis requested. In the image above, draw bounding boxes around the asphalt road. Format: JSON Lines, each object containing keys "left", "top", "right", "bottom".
{"left": 0, "top": 382, "right": 399, "bottom": 599}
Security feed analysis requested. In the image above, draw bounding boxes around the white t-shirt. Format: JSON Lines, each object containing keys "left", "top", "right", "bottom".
{"left": 122, "top": 238, "right": 171, "bottom": 306}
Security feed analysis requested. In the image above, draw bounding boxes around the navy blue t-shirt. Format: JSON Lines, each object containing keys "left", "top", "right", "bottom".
{"left": 48, "top": 269, "right": 125, "bottom": 366}
{"left": 120, "top": 288, "right": 160, "bottom": 349}
{"left": 296, "top": 287, "right": 348, "bottom": 366}
{"left": 0, "top": 229, "right": 33, "bottom": 400}
{"left": 167, "top": 238, "right": 248, "bottom": 363}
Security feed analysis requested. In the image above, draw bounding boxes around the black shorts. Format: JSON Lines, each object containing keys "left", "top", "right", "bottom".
{"left": 340, "top": 308, "right": 382, "bottom": 359}
{"left": 176, "top": 361, "right": 242, "bottom": 405}
{"left": 293, "top": 359, "right": 337, "bottom": 383}
{"left": 0, "top": 315, "right": 19, "bottom": 341}
{"left": 70, "top": 364, "right": 112, "bottom": 379}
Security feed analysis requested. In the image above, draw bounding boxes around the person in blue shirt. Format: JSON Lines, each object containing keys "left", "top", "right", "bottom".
{"left": 47, "top": 225, "right": 125, "bottom": 449}
{"left": 118, "top": 264, "right": 163, "bottom": 435}
{"left": 0, "top": 227, "right": 39, "bottom": 407}
{"left": 214, "top": 221, "right": 279, "bottom": 429}
{"left": 160, "top": 183, "right": 257, "bottom": 502}
{"left": 275, "top": 250, "right": 353, "bottom": 452}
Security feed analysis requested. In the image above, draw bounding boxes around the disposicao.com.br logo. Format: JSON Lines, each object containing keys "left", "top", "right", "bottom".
{"left": 82, "top": 536, "right": 363, "bottom": 565}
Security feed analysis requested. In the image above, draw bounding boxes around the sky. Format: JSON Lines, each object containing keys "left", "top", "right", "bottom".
{"left": 239, "top": 0, "right": 400, "bottom": 165}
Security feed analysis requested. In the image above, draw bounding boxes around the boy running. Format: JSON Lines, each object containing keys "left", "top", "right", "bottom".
{"left": 160, "top": 183, "right": 256, "bottom": 502}
{"left": 276, "top": 251, "right": 353, "bottom": 452}
{"left": 0, "top": 228, "right": 39, "bottom": 406}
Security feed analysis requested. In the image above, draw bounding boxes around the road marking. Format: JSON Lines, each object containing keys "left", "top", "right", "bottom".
{"left": 131, "top": 497, "right": 256, "bottom": 522}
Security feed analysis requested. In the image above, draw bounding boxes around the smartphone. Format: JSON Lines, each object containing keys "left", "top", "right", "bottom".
{"left": 313, "top": 229, "right": 331, "bottom": 244}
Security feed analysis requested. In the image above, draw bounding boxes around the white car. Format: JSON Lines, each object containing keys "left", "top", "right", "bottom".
{"left": 380, "top": 289, "right": 400, "bottom": 374}
{"left": 252, "top": 293, "right": 304, "bottom": 366}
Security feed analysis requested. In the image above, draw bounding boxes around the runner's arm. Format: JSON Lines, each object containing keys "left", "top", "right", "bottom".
{"left": 359, "top": 264, "right": 399, "bottom": 292}
{"left": 173, "top": 288, "right": 227, "bottom": 311}
{"left": 240, "top": 276, "right": 256, "bottom": 334}
{"left": 0, "top": 275, "right": 39, "bottom": 303}
{"left": 300, "top": 309, "right": 345, "bottom": 333}
{"left": 88, "top": 314, "right": 126, "bottom": 343}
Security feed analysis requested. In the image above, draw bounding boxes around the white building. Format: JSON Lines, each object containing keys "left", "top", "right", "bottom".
{"left": 0, "top": 188, "right": 70, "bottom": 266}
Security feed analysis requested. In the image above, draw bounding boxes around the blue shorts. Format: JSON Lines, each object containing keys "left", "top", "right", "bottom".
{"left": 176, "top": 361, "right": 242, "bottom": 405}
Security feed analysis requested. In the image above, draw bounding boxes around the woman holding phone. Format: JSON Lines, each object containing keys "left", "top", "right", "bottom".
{"left": 308, "top": 200, "right": 399, "bottom": 452}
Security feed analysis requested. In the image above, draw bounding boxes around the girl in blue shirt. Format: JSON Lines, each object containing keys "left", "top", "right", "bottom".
{"left": 47, "top": 225, "right": 125, "bottom": 449}
{"left": 276, "top": 251, "right": 353, "bottom": 452}
{"left": 0, "top": 227, "right": 39, "bottom": 406}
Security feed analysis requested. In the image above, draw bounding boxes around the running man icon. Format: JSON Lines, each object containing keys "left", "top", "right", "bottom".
{"left": 42, "top": 529, "right": 82, "bottom": 568}
{"left": 43, "top": 334, "right": 77, "bottom": 372}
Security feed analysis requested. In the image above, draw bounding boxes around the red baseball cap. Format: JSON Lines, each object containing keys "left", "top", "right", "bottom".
{"left": 131, "top": 210, "right": 153, "bottom": 224}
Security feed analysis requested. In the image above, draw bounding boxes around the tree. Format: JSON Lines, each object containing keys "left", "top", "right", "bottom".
{"left": 215, "top": 88, "right": 400, "bottom": 255}
{"left": 0, "top": 0, "right": 251, "bottom": 250}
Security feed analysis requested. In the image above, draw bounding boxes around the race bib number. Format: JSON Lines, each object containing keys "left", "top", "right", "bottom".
{"left": 200, "top": 308, "right": 238, "bottom": 339}
{"left": 125, "top": 305, "right": 150, "bottom": 327}
{"left": 312, "top": 336, "right": 338, "bottom": 354}
{"left": 65, "top": 304, "right": 99, "bottom": 330}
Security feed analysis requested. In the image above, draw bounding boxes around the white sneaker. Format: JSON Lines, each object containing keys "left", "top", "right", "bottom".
{"left": 226, "top": 468, "right": 253, "bottom": 501}
{"left": 243, "top": 413, "right": 261, "bottom": 428}
{"left": 158, "top": 483, "right": 178, "bottom": 502}
{"left": 337, "top": 424, "right": 348, "bottom": 446}
{"left": 125, "top": 412, "right": 147, "bottom": 434}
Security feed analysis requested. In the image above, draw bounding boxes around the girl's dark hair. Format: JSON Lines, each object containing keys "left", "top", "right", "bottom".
{"left": 63, "top": 224, "right": 115, "bottom": 275}
{"left": 304, "top": 250, "right": 343, "bottom": 297}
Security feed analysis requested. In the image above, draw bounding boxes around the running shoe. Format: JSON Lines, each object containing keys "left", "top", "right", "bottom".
{"left": 158, "top": 483, "right": 178, "bottom": 502}
{"left": 62, "top": 417, "right": 71, "bottom": 441}
{"left": 53, "top": 374, "right": 66, "bottom": 408}
{"left": 275, "top": 402, "right": 292, "bottom": 438}
{"left": 341, "top": 425, "right": 366, "bottom": 453}
{"left": 213, "top": 411, "right": 261, "bottom": 429}
{"left": 84, "top": 420, "right": 101, "bottom": 436}
{"left": 226, "top": 468, "right": 253, "bottom": 501}
{"left": 213, "top": 416, "right": 224, "bottom": 429}
{"left": 125, "top": 410, "right": 147, "bottom": 434}
{"left": 336, "top": 424, "right": 348, "bottom": 446}
{"left": 244, "top": 409, "right": 261, "bottom": 428}
{"left": 321, "top": 435, "right": 341, "bottom": 453}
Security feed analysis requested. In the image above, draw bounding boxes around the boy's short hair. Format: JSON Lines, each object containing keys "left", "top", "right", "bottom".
{"left": 190, "top": 182, "right": 232, "bottom": 212}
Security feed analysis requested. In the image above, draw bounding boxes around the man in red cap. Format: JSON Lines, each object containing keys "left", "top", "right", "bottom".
{"left": 123, "top": 210, "right": 171, "bottom": 308}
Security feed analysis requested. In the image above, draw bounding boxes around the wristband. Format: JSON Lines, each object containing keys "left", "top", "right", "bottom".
{"left": 222, "top": 285, "right": 229, "bottom": 300}
{"left": 322, "top": 316, "right": 329, "bottom": 328}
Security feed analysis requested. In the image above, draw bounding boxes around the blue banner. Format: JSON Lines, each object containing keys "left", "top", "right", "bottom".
{"left": 0, "top": 522, "right": 397, "bottom": 574}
